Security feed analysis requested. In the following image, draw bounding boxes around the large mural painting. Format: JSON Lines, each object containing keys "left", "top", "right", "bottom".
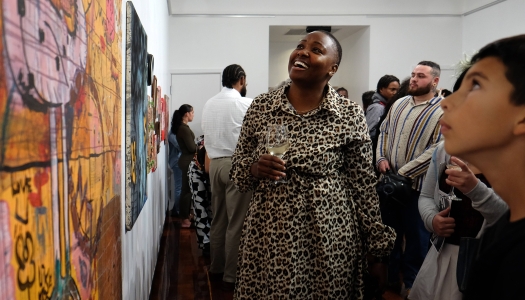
{"left": 0, "top": 0, "right": 123, "bottom": 298}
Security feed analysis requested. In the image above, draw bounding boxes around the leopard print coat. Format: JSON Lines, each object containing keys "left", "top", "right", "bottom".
{"left": 231, "top": 81, "right": 396, "bottom": 299}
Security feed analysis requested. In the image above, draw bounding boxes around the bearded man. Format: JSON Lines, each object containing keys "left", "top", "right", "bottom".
{"left": 375, "top": 61, "right": 444, "bottom": 298}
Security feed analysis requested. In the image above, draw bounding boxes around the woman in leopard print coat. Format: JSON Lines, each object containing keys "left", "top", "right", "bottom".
{"left": 230, "top": 30, "right": 395, "bottom": 299}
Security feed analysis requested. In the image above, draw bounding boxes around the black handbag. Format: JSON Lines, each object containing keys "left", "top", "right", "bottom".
{"left": 456, "top": 237, "right": 480, "bottom": 293}
{"left": 376, "top": 170, "right": 413, "bottom": 207}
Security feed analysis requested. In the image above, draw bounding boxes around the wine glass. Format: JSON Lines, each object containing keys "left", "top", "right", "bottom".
{"left": 446, "top": 157, "right": 462, "bottom": 201}
{"left": 266, "top": 124, "right": 290, "bottom": 184}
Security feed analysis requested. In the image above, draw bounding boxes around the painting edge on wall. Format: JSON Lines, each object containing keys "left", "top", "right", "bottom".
{"left": 125, "top": 1, "right": 148, "bottom": 231}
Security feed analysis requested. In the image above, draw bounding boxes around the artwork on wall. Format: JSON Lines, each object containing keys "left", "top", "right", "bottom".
{"left": 147, "top": 96, "right": 157, "bottom": 173}
{"left": 156, "top": 86, "right": 162, "bottom": 117}
{"left": 160, "top": 97, "right": 167, "bottom": 142}
{"left": 147, "top": 54, "right": 154, "bottom": 86}
{"left": 148, "top": 131, "right": 157, "bottom": 173}
{"left": 155, "top": 86, "right": 162, "bottom": 153}
{"left": 164, "top": 95, "right": 170, "bottom": 144}
{"left": 125, "top": 1, "right": 148, "bottom": 231}
{"left": 0, "top": 0, "right": 123, "bottom": 298}
{"left": 151, "top": 75, "right": 158, "bottom": 115}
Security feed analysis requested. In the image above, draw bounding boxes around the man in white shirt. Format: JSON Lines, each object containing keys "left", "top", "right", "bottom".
{"left": 201, "top": 64, "right": 253, "bottom": 290}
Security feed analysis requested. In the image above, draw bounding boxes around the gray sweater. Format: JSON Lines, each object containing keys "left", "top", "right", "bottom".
{"left": 365, "top": 92, "right": 388, "bottom": 140}
{"left": 418, "top": 142, "right": 508, "bottom": 234}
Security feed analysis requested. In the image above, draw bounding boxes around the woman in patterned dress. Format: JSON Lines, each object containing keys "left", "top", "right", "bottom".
{"left": 230, "top": 30, "right": 396, "bottom": 299}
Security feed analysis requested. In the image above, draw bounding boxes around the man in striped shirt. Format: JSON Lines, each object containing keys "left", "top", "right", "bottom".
{"left": 376, "top": 61, "right": 444, "bottom": 297}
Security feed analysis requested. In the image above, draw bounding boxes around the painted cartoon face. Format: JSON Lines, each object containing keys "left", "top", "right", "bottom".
{"left": 3, "top": 0, "right": 87, "bottom": 110}
{"left": 288, "top": 31, "right": 338, "bottom": 84}
{"left": 441, "top": 57, "right": 519, "bottom": 162}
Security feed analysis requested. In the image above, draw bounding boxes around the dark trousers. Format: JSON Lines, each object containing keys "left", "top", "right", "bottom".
{"left": 380, "top": 189, "right": 430, "bottom": 289}
{"left": 178, "top": 156, "right": 193, "bottom": 219}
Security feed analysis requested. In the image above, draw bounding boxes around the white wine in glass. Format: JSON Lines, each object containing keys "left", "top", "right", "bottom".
{"left": 267, "top": 142, "right": 290, "bottom": 158}
{"left": 266, "top": 124, "right": 289, "bottom": 183}
{"left": 446, "top": 157, "right": 462, "bottom": 201}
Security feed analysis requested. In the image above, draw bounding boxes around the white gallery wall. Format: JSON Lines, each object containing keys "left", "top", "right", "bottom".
{"left": 339, "top": 27, "right": 371, "bottom": 106}
{"left": 120, "top": 0, "right": 170, "bottom": 300}
{"left": 367, "top": 16, "right": 463, "bottom": 91}
{"left": 268, "top": 41, "right": 296, "bottom": 89}
{"left": 463, "top": 0, "right": 525, "bottom": 55}
{"left": 169, "top": 0, "right": 466, "bottom": 15}
{"left": 169, "top": 14, "right": 463, "bottom": 109}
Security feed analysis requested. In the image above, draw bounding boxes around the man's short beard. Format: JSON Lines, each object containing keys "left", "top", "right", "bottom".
{"left": 409, "top": 81, "right": 433, "bottom": 96}
{"left": 240, "top": 85, "right": 247, "bottom": 97}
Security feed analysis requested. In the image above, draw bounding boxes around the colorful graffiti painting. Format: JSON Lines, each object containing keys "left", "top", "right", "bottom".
{"left": 0, "top": 0, "right": 122, "bottom": 298}
{"left": 125, "top": 1, "right": 148, "bottom": 231}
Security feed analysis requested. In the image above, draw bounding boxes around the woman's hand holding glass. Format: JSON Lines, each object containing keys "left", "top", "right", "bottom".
{"left": 445, "top": 156, "right": 479, "bottom": 195}
{"left": 266, "top": 125, "right": 289, "bottom": 183}
{"left": 250, "top": 154, "right": 287, "bottom": 182}
{"left": 250, "top": 124, "right": 289, "bottom": 183}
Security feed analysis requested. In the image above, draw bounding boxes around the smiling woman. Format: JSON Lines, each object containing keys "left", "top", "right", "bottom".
{"left": 286, "top": 31, "right": 342, "bottom": 114}
{"left": 230, "top": 30, "right": 395, "bottom": 299}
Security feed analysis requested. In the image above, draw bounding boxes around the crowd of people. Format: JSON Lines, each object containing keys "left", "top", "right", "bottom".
{"left": 167, "top": 32, "right": 525, "bottom": 299}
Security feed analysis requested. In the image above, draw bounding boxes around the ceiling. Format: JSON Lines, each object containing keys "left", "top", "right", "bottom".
{"left": 269, "top": 26, "right": 367, "bottom": 43}
{"left": 168, "top": 0, "right": 504, "bottom": 16}
{"left": 169, "top": 0, "right": 505, "bottom": 44}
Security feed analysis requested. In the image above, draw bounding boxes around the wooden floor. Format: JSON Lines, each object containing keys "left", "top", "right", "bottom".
{"left": 149, "top": 213, "right": 404, "bottom": 300}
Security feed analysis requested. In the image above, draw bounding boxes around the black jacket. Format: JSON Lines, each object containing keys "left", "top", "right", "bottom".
{"left": 464, "top": 210, "right": 525, "bottom": 299}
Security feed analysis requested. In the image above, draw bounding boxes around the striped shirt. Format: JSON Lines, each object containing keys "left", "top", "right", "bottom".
{"left": 376, "top": 95, "right": 443, "bottom": 191}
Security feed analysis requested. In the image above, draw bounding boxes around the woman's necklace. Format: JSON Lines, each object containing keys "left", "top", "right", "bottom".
{"left": 294, "top": 101, "right": 322, "bottom": 114}
{"left": 286, "top": 86, "right": 325, "bottom": 115}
